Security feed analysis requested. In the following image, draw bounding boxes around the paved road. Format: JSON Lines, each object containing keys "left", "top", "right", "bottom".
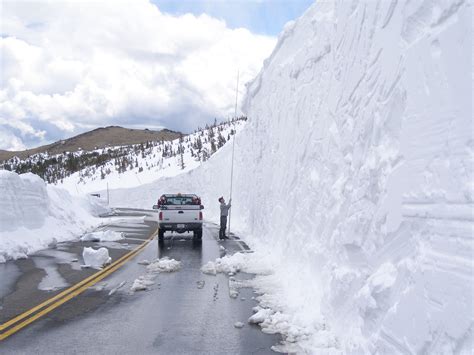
{"left": 0, "top": 209, "right": 279, "bottom": 354}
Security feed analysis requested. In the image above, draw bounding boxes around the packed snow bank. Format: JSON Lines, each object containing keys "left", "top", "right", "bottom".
{"left": 87, "top": 196, "right": 112, "bottom": 217}
{"left": 106, "top": 0, "right": 472, "bottom": 353}
{"left": 82, "top": 247, "right": 111, "bottom": 269}
{"left": 81, "top": 230, "right": 124, "bottom": 242}
{"left": 0, "top": 171, "right": 100, "bottom": 262}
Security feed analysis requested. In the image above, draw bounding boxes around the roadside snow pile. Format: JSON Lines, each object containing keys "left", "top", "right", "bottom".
{"left": 81, "top": 230, "right": 124, "bottom": 242}
{"left": 0, "top": 171, "right": 99, "bottom": 262}
{"left": 105, "top": 0, "right": 471, "bottom": 353}
{"left": 132, "top": 257, "right": 181, "bottom": 292}
{"left": 202, "top": 251, "right": 319, "bottom": 351}
{"left": 82, "top": 247, "right": 111, "bottom": 269}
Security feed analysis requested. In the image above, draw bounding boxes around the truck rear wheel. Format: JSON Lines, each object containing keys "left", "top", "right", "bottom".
{"left": 193, "top": 228, "right": 202, "bottom": 241}
{"left": 158, "top": 229, "right": 165, "bottom": 241}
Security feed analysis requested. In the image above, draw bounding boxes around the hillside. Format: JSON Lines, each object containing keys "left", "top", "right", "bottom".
{"left": 105, "top": 1, "right": 472, "bottom": 353}
{"left": 1, "top": 118, "right": 246, "bottom": 192}
{"left": 0, "top": 126, "right": 181, "bottom": 161}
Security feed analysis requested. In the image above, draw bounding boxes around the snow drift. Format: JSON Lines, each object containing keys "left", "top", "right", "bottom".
{"left": 108, "top": 0, "right": 472, "bottom": 353}
{"left": 0, "top": 171, "right": 99, "bottom": 262}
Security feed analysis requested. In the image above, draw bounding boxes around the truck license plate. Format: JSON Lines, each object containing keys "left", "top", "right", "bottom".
{"left": 177, "top": 224, "right": 185, "bottom": 229}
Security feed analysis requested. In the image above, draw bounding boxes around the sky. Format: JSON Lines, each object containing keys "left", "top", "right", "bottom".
{"left": 0, "top": 0, "right": 314, "bottom": 151}
{"left": 151, "top": 0, "right": 314, "bottom": 35}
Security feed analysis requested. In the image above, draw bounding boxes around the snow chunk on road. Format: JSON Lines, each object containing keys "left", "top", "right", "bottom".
{"left": 131, "top": 257, "right": 180, "bottom": 292}
{"left": 201, "top": 252, "right": 271, "bottom": 276}
{"left": 234, "top": 322, "right": 244, "bottom": 329}
{"left": 248, "top": 308, "right": 273, "bottom": 324}
{"left": 146, "top": 257, "right": 181, "bottom": 273}
{"left": 200, "top": 261, "right": 217, "bottom": 275}
{"left": 109, "top": 281, "right": 127, "bottom": 296}
{"left": 81, "top": 230, "right": 124, "bottom": 242}
{"left": 82, "top": 247, "right": 111, "bottom": 269}
{"left": 131, "top": 276, "right": 156, "bottom": 292}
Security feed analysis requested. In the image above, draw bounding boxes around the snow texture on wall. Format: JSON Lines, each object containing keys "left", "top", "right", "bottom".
{"left": 108, "top": 0, "right": 472, "bottom": 352}
{"left": 0, "top": 171, "right": 99, "bottom": 262}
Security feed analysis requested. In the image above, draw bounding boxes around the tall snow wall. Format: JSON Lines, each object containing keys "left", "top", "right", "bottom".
{"left": 0, "top": 171, "right": 100, "bottom": 261}
{"left": 109, "top": 0, "right": 472, "bottom": 352}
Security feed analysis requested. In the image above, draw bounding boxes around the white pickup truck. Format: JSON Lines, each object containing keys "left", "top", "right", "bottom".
{"left": 153, "top": 194, "right": 204, "bottom": 241}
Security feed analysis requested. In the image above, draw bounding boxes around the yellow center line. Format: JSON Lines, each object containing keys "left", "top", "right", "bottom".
{"left": 0, "top": 228, "right": 157, "bottom": 340}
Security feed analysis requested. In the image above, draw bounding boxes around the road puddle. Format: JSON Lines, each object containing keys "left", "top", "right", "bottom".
{"left": 32, "top": 256, "right": 70, "bottom": 291}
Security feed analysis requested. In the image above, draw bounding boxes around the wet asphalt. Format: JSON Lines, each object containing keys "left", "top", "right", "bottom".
{"left": 0, "top": 209, "right": 280, "bottom": 354}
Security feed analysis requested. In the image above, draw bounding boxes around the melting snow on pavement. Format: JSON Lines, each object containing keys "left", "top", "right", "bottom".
{"left": 81, "top": 230, "right": 125, "bottom": 242}
{"left": 131, "top": 257, "right": 181, "bottom": 292}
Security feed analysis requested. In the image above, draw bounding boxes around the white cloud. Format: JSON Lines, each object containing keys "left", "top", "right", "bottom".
{"left": 0, "top": 0, "right": 276, "bottom": 150}
{"left": 0, "top": 130, "right": 27, "bottom": 151}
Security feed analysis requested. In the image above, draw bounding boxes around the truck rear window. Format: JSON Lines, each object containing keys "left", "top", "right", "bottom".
{"left": 163, "top": 196, "right": 197, "bottom": 205}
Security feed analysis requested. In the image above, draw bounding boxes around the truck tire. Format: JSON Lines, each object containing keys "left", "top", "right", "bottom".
{"left": 158, "top": 229, "right": 165, "bottom": 242}
{"left": 193, "top": 228, "right": 202, "bottom": 241}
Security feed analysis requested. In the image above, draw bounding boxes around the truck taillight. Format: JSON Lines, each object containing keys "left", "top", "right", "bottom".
{"left": 159, "top": 211, "right": 163, "bottom": 221}
{"left": 199, "top": 212, "right": 203, "bottom": 220}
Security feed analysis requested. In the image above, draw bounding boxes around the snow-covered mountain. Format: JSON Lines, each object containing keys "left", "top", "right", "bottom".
{"left": 58, "top": 118, "right": 246, "bottom": 195}
{"left": 2, "top": 118, "right": 246, "bottom": 195}
{"left": 106, "top": 1, "right": 472, "bottom": 353}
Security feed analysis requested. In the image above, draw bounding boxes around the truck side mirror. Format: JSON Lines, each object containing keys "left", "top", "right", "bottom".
{"left": 152, "top": 205, "right": 159, "bottom": 210}
{"left": 200, "top": 205, "right": 204, "bottom": 210}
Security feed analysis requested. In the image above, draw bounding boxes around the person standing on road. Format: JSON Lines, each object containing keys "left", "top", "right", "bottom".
{"left": 218, "top": 196, "right": 231, "bottom": 240}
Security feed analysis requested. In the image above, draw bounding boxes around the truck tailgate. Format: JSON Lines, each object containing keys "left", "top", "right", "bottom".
{"left": 161, "top": 209, "right": 200, "bottom": 223}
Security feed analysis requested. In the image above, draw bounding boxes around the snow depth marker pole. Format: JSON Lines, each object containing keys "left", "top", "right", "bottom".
{"left": 228, "top": 69, "right": 239, "bottom": 235}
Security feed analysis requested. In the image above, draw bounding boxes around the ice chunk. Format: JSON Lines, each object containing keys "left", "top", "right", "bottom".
{"left": 248, "top": 308, "right": 273, "bottom": 324}
{"left": 201, "top": 261, "right": 217, "bottom": 275}
{"left": 146, "top": 257, "right": 181, "bottom": 273}
{"left": 202, "top": 252, "right": 271, "bottom": 276}
{"left": 131, "top": 276, "right": 155, "bottom": 291}
{"left": 82, "top": 247, "right": 111, "bottom": 269}
{"left": 109, "top": 281, "right": 127, "bottom": 296}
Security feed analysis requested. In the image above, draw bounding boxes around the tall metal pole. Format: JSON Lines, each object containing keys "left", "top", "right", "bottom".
{"left": 228, "top": 69, "right": 239, "bottom": 235}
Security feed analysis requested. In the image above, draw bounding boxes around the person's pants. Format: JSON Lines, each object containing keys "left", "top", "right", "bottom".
{"left": 219, "top": 215, "right": 227, "bottom": 239}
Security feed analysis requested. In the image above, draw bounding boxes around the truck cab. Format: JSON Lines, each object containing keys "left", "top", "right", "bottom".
{"left": 153, "top": 194, "right": 204, "bottom": 241}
